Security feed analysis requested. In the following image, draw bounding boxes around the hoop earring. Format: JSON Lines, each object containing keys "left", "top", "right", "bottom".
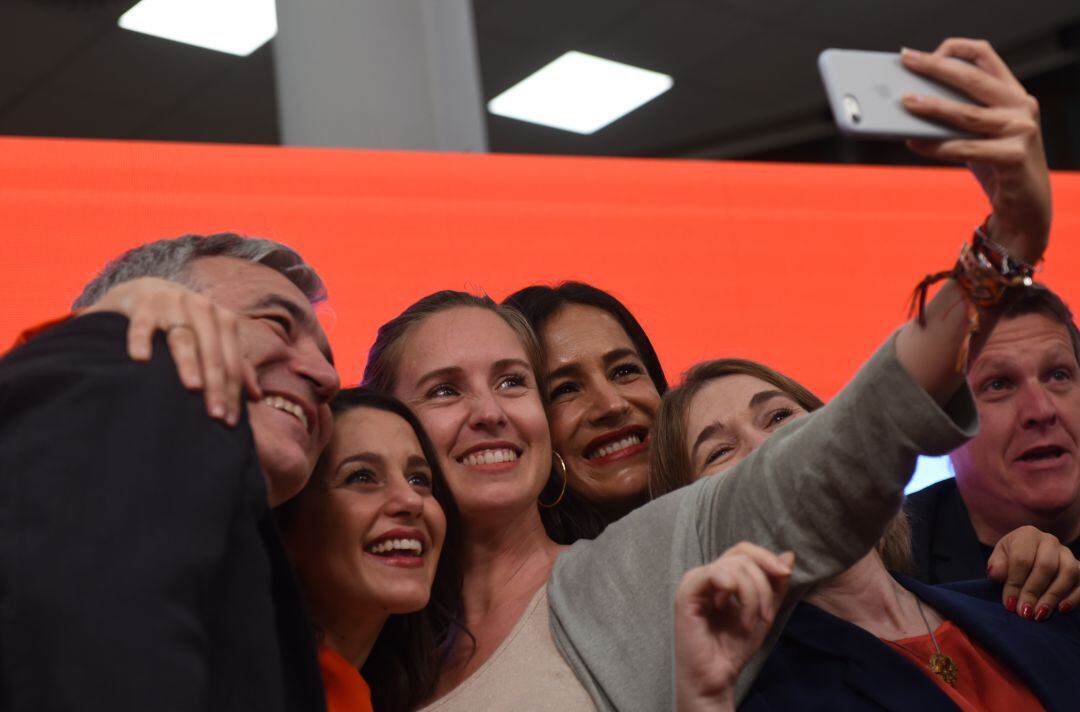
{"left": 539, "top": 451, "right": 568, "bottom": 508}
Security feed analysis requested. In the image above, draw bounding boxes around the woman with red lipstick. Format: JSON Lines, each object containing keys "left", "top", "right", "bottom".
{"left": 277, "top": 388, "right": 463, "bottom": 712}
{"left": 651, "top": 357, "right": 1080, "bottom": 711}
{"left": 505, "top": 283, "right": 666, "bottom": 526}
{"left": 355, "top": 39, "right": 1058, "bottom": 711}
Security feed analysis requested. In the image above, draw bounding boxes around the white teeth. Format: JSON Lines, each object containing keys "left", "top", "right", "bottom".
{"left": 366, "top": 538, "right": 423, "bottom": 556}
{"left": 459, "top": 448, "right": 519, "bottom": 466}
{"left": 262, "top": 395, "right": 308, "bottom": 431}
{"left": 587, "top": 434, "right": 643, "bottom": 460}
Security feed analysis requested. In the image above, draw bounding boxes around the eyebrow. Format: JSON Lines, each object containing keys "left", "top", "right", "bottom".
{"left": 547, "top": 347, "right": 640, "bottom": 383}
{"left": 416, "top": 359, "right": 532, "bottom": 389}
{"left": 334, "top": 451, "right": 382, "bottom": 475}
{"left": 749, "top": 389, "right": 790, "bottom": 408}
{"left": 248, "top": 293, "right": 335, "bottom": 365}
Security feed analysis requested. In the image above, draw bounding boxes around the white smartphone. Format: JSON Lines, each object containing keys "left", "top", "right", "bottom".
{"left": 818, "top": 49, "right": 979, "bottom": 140}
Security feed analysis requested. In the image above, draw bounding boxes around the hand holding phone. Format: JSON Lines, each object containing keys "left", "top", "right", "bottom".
{"left": 818, "top": 48, "right": 979, "bottom": 140}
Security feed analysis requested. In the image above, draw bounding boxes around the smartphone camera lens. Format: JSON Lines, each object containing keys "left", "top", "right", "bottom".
{"left": 842, "top": 94, "right": 862, "bottom": 125}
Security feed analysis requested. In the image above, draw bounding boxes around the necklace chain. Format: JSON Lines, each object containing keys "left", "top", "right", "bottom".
{"left": 887, "top": 598, "right": 958, "bottom": 686}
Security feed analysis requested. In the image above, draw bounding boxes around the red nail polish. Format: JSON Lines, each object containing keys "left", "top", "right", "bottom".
{"left": 1035, "top": 606, "right": 1050, "bottom": 622}
{"left": 1005, "top": 596, "right": 1018, "bottom": 611}
{"left": 1020, "top": 603, "right": 1034, "bottom": 619}
{"left": 1060, "top": 601, "right": 1073, "bottom": 614}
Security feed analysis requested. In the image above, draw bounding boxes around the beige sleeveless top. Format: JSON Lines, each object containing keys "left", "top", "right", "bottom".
{"left": 417, "top": 586, "right": 596, "bottom": 711}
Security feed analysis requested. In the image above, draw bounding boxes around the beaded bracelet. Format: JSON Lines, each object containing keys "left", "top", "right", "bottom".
{"left": 909, "top": 217, "right": 1038, "bottom": 369}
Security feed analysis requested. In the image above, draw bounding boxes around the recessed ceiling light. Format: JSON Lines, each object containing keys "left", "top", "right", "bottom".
{"left": 118, "top": 0, "right": 278, "bottom": 57}
{"left": 487, "top": 51, "right": 673, "bottom": 135}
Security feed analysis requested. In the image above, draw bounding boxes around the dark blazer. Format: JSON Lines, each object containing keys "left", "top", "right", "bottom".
{"left": 906, "top": 478, "right": 1080, "bottom": 584}
{"left": 0, "top": 313, "right": 325, "bottom": 712}
{"left": 741, "top": 576, "right": 1080, "bottom": 711}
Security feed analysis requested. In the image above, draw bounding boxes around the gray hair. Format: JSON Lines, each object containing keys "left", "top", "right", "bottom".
{"left": 72, "top": 232, "right": 326, "bottom": 309}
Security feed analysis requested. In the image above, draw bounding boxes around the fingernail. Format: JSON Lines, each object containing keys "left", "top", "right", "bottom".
{"left": 902, "top": 92, "right": 924, "bottom": 105}
{"left": 1035, "top": 606, "right": 1050, "bottom": 622}
{"left": 211, "top": 404, "right": 226, "bottom": 420}
{"left": 1005, "top": 596, "right": 1018, "bottom": 612}
{"left": 901, "top": 47, "right": 922, "bottom": 59}
{"left": 1060, "top": 601, "right": 1072, "bottom": 614}
{"left": 226, "top": 411, "right": 239, "bottom": 427}
{"left": 1020, "top": 602, "right": 1034, "bottom": 619}
{"left": 131, "top": 345, "right": 150, "bottom": 361}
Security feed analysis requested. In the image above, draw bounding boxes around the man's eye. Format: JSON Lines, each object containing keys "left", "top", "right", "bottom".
{"left": 262, "top": 315, "right": 292, "bottom": 335}
{"left": 1049, "top": 368, "right": 1073, "bottom": 383}
{"left": 983, "top": 378, "right": 1010, "bottom": 392}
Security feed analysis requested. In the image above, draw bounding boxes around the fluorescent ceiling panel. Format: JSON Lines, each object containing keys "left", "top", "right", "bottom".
{"left": 119, "top": 0, "right": 278, "bottom": 57}
{"left": 488, "top": 51, "right": 673, "bottom": 135}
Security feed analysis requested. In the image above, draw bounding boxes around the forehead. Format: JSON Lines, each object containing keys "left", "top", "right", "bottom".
{"left": 973, "top": 313, "right": 1077, "bottom": 368}
{"left": 687, "top": 374, "right": 780, "bottom": 430}
{"left": 402, "top": 306, "right": 529, "bottom": 371}
{"left": 187, "top": 256, "right": 310, "bottom": 309}
{"left": 329, "top": 407, "right": 423, "bottom": 459}
{"left": 542, "top": 304, "right": 634, "bottom": 366}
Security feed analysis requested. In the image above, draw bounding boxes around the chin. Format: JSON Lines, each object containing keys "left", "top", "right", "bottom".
{"left": 257, "top": 444, "right": 316, "bottom": 506}
{"left": 378, "top": 588, "right": 432, "bottom": 615}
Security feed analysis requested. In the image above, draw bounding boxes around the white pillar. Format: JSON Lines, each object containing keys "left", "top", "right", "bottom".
{"left": 273, "top": 0, "right": 488, "bottom": 151}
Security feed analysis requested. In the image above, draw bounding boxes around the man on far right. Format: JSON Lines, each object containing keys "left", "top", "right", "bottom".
{"left": 908, "top": 284, "right": 1080, "bottom": 588}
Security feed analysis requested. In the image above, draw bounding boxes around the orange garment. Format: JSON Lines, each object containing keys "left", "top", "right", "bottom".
{"left": 884, "top": 621, "right": 1046, "bottom": 712}
{"left": 319, "top": 645, "right": 373, "bottom": 712}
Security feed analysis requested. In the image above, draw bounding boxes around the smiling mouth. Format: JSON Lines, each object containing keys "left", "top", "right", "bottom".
{"left": 459, "top": 448, "right": 520, "bottom": 466}
{"left": 1018, "top": 445, "right": 1069, "bottom": 463}
{"left": 262, "top": 395, "right": 308, "bottom": 431}
{"left": 585, "top": 431, "right": 647, "bottom": 461}
{"left": 365, "top": 538, "right": 424, "bottom": 556}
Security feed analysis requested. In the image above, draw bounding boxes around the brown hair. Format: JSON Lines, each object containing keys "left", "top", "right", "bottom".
{"left": 649, "top": 358, "right": 824, "bottom": 499}
{"left": 649, "top": 357, "right": 913, "bottom": 572}
{"left": 361, "top": 290, "right": 604, "bottom": 544}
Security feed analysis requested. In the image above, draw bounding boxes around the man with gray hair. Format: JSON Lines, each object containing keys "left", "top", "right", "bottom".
{"left": 0, "top": 233, "right": 339, "bottom": 711}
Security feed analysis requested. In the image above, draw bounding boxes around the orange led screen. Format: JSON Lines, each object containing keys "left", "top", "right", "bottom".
{"left": 2, "top": 136, "right": 1078, "bottom": 398}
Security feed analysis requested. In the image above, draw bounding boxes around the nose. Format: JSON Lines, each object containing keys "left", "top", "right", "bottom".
{"left": 385, "top": 476, "right": 424, "bottom": 518}
{"left": 1017, "top": 381, "right": 1058, "bottom": 430}
{"left": 468, "top": 389, "right": 508, "bottom": 430}
{"left": 586, "top": 379, "right": 631, "bottom": 426}
{"left": 295, "top": 338, "right": 340, "bottom": 404}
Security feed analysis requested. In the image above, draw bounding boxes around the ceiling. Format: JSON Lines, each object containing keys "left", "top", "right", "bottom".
{"left": 2, "top": 0, "right": 1078, "bottom": 166}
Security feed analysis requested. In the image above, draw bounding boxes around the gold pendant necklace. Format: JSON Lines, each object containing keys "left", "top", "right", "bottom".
{"left": 889, "top": 599, "right": 958, "bottom": 686}
{"left": 916, "top": 600, "right": 958, "bottom": 686}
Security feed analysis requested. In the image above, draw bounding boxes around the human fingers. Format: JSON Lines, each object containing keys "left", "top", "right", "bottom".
{"left": 185, "top": 296, "right": 228, "bottom": 421}
{"left": 722, "top": 555, "right": 774, "bottom": 625}
{"left": 723, "top": 542, "right": 795, "bottom": 580}
{"left": 159, "top": 297, "right": 204, "bottom": 391}
{"left": 243, "top": 361, "right": 262, "bottom": 403}
{"left": 1058, "top": 561, "right": 1080, "bottom": 616}
{"left": 900, "top": 96, "right": 1034, "bottom": 140}
{"left": 932, "top": 38, "right": 1023, "bottom": 89}
{"left": 1031, "top": 547, "right": 1080, "bottom": 622}
{"left": 993, "top": 526, "right": 1042, "bottom": 615}
{"left": 214, "top": 307, "right": 246, "bottom": 426}
{"left": 900, "top": 46, "right": 1017, "bottom": 107}
{"left": 904, "top": 135, "right": 1029, "bottom": 165}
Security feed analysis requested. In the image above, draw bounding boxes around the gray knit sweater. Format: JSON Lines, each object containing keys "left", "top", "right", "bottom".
{"left": 547, "top": 335, "right": 978, "bottom": 711}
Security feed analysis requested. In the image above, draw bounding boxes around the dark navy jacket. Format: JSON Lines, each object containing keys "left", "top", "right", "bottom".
{"left": 741, "top": 576, "right": 1080, "bottom": 711}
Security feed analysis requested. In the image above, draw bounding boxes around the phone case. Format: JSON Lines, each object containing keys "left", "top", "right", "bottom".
{"left": 818, "top": 49, "right": 977, "bottom": 140}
